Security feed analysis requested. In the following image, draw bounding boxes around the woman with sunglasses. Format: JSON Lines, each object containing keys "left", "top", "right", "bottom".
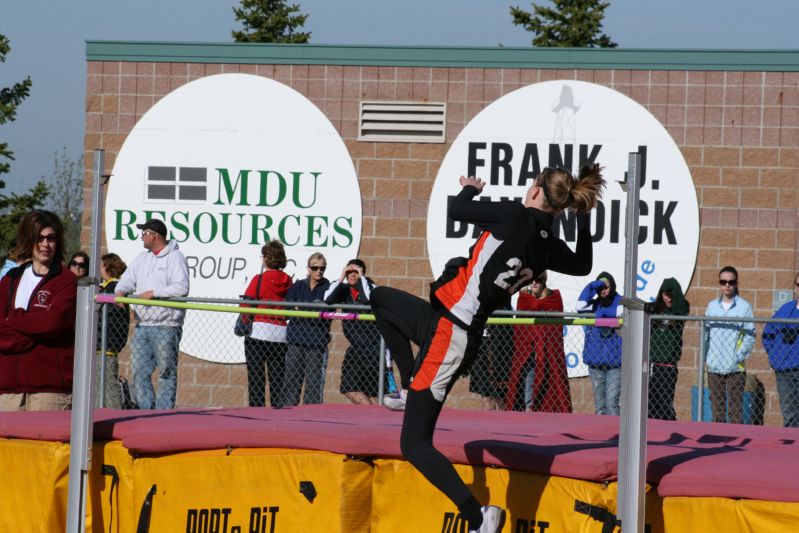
{"left": 68, "top": 251, "right": 90, "bottom": 279}
{"left": 704, "top": 265, "right": 756, "bottom": 424}
{"left": 369, "top": 165, "right": 605, "bottom": 533}
{"left": 283, "top": 253, "right": 332, "bottom": 406}
{"left": 0, "top": 210, "right": 77, "bottom": 411}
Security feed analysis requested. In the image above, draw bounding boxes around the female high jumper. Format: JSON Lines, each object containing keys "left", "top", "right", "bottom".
{"left": 370, "top": 164, "right": 606, "bottom": 532}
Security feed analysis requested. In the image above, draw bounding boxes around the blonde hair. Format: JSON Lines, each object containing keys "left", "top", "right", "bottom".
{"left": 536, "top": 163, "right": 606, "bottom": 214}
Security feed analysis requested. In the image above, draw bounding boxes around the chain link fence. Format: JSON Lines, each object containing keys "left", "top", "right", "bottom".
{"left": 92, "top": 295, "right": 799, "bottom": 428}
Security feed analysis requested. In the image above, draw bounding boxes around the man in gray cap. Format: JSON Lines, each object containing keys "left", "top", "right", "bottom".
{"left": 115, "top": 218, "right": 189, "bottom": 409}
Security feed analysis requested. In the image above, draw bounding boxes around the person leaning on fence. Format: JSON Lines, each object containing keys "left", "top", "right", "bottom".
{"left": 115, "top": 218, "right": 190, "bottom": 410}
{"left": 762, "top": 272, "right": 799, "bottom": 428}
{"left": 324, "top": 259, "right": 383, "bottom": 405}
{"left": 644, "top": 277, "right": 689, "bottom": 421}
{"left": 507, "top": 271, "right": 572, "bottom": 413}
{"left": 0, "top": 210, "right": 77, "bottom": 411}
{"left": 68, "top": 251, "right": 90, "bottom": 279}
{"left": 704, "top": 266, "right": 755, "bottom": 424}
{"left": 577, "top": 271, "right": 623, "bottom": 416}
{"left": 241, "top": 240, "right": 293, "bottom": 408}
{"left": 283, "top": 252, "right": 331, "bottom": 406}
{"left": 96, "top": 253, "right": 131, "bottom": 409}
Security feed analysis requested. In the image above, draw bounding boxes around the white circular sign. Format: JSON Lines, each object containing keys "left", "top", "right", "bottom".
{"left": 106, "top": 74, "right": 361, "bottom": 363}
{"left": 427, "top": 80, "right": 699, "bottom": 374}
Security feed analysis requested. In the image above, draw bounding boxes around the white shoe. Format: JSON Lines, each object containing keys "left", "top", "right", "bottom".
{"left": 469, "top": 505, "right": 506, "bottom": 533}
{"left": 382, "top": 389, "right": 407, "bottom": 411}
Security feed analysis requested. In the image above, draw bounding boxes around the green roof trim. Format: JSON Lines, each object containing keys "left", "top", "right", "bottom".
{"left": 85, "top": 41, "right": 799, "bottom": 71}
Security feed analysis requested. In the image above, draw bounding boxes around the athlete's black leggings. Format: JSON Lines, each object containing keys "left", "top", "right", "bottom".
{"left": 370, "top": 286, "right": 483, "bottom": 527}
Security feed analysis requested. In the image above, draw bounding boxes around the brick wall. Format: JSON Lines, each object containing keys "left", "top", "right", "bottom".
{"left": 85, "top": 61, "right": 799, "bottom": 421}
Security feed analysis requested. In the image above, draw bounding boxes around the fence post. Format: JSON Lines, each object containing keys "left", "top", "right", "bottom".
{"left": 66, "top": 278, "right": 99, "bottom": 532}
{"left": 697, "top": 319, "right": 706, "bottom": 422}
{"left": 98, "top": 303, "right": 109, "bottom": 407}
{"left": 378, "top": 337, "right": 386, "bottom": 403}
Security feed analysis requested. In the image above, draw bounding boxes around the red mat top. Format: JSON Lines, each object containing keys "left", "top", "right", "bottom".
{"left": 1, "top": 405, "right": 797, "bottom": 502}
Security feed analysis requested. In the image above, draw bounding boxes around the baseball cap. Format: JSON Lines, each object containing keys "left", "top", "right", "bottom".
{"left": 136, "top": 219, "right": 168, "bottom": 238}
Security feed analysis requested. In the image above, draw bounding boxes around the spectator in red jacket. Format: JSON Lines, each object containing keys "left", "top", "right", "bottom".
{"left": 507, "top": 271, "right": 572, "bottom": 413}
{"left": 241, "top": 240, "right": 293, "bottom": 408}
{"left": 0, "top": 210, "right": 77, "bottom": 411}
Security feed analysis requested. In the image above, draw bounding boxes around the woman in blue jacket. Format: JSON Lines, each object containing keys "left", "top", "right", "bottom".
{"left": 763, "top": 273, "right": 799, "bottom": 427}
{"left": 577, "top": 271, "right": 623, "bottom": 415}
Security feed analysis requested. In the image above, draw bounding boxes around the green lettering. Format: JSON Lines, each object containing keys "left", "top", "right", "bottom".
{"left": 214, "top": 168, "right": 250, "bottom": 206}
{"left": 292, "top": 171, "right": 321, "bottom": 208}
{"left": 305, "top": 215, "right": 328, "bottom": 247}
{"left": 278, "top": 215, "right": 300, "bottom": 246}
{"left": 170, "top": 211, "right": 190, "bottom": 242}
{"left": 332, "top": 217, "right": 353, "bottom": 247}
{"left": 193, "top": 212, "right": 218, "bottom": 244}
{"left": 257, "top": 170, "right": 287, "bottom": 207}
{"left": 249, "top": 213, "right": 273, "bottom": 245}
{"left": 113, "top": 210, "right": 137, "bottom": 241}
{"left": 220, "top": 212, "right": 246, "bottom": 244}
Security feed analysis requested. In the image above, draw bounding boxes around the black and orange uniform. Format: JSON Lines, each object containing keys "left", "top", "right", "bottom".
{"left": 370, "top": 184, "right": 593, "bottom": 528}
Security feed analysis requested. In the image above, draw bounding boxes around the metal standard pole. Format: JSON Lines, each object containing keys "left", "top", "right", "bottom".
{"left": 66, "top": 278, "right": 99, "bottom": 532}
{"left": 617, "top": 152, "right": 650, "bottom": 532}
{"left": 66, "top": 149, "right": 105, "bottom": 532}
{"left": 89, "top": 149, "right": 105, "bottom": 279}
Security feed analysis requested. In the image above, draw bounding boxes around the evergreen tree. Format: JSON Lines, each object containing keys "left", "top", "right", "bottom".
{"left": 232, "top": 0, "right": 310, "bottom": 43}
{"left": 511, "top": 0, "right": 617, "bottom": 48}
{"left": 1, "top": 34, "right": 32, "bottom": 178}
{"left": 1, "top": 34, "right": 48, "bottom": 253}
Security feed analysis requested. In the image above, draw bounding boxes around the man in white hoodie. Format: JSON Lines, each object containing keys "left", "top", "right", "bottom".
{"left": 115, "top": 219, "right": 189, "bottom": 409}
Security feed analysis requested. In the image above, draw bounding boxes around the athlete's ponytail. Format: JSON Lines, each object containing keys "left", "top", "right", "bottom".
{"left": 536, "top": 163, "right": 606, "bottom": 214}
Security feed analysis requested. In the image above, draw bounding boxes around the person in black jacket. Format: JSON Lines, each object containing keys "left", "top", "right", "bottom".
{"left": 325, "top": 259, "right": 382, "bottom": 404}
{"left": 96, "top": 253, "right": 131, "bottom": 408}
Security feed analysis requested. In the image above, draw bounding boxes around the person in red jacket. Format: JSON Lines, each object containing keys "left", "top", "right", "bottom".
{"left": 0, "top": 210, "right": 77, "bottom": 411}
{"left": 241, "top": 240, "right": 293, "bottom": 408}
{"left": 506, "top": 271, "right": 572, "bottom": 413}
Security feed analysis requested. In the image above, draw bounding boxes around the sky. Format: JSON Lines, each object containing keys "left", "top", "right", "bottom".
{"left": 1, "top": 0, "right": 797, "bottom": 195}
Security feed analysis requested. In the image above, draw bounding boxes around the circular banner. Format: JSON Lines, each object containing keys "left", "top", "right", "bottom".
{"left": 427, "top": 80, "right": 699, "bottom": 375}
{"left": 106, "top": 74, "right": 361, "bottom": 363}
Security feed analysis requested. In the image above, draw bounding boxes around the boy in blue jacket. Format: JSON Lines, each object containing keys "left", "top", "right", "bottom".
{"left": 577, "top": 271, "right": 623, "bottom": 415}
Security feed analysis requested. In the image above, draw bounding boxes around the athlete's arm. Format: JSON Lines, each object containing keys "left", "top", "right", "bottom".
{"left": 548, "top": 212, "right": 593, "bottom": 276}
{"left": 449, "top": 176, "right": 527, "bottom": 237}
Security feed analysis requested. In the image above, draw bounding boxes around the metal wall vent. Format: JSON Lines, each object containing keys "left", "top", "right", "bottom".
{"left": 359, "top": 101, "right": 446, "bottom": 143}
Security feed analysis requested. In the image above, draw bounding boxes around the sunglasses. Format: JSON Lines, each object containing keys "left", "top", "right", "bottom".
{"left": 719, "top": 279, "right": 738, "bottom": 286}
{"left": 37, "top": 234, "right": 57, "bottom": 243}
{"left": 70, "top": 261, "right": 87, "bottom": 268}
{"left": 141, "top": 230, "right": 157, "bottom": 237}
{"left": 308, "top": 265, "right": 326, "bottom": 272}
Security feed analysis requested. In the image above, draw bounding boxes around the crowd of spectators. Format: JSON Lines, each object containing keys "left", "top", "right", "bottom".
{"left": 2, "top": 212, "right": 798, "bottom": 428}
